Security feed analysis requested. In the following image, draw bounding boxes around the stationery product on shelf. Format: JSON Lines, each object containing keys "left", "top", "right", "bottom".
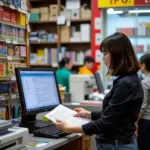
{"left": 30, "top": 47, "right": 91, "bottom": 66}
{"left": 29, "top": 0, "right": 92, "bottom": 72}
{"left": 0, "top": 24, "right": 25, "bottom": 42}
{"left": 30, "top": 31, "right": 58, "bottom": 43}
{"left": 0, "top": 104, "right": 21, "bottom": 120}
{"left": 0, "top": 63, "right": 6, "bottom": 76}
{"left": 0, "top": 44, "right": 26, "bottom": 57}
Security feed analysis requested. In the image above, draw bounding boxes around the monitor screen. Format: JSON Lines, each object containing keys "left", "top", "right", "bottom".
{"left": 18, "top": 69, "right": 60, "bottom": 114}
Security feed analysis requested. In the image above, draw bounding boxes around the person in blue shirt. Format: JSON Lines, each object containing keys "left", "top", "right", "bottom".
{"left": 56, "top": 57, "right": 72, "bottom": 92}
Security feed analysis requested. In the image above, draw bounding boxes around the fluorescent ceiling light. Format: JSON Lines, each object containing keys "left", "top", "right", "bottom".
{"left": 128, "top": 10, "right": 150, "bottom": 13}
{"left": 107, "top": 8, "right": 123, "bottom": 15}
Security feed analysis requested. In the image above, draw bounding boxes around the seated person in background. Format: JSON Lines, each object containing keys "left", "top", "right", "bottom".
{"left": 56, "top": 57, "right": 72, "bottom": 92}
{"left": 79, "top": 56, "right": 94, "bottom": 75}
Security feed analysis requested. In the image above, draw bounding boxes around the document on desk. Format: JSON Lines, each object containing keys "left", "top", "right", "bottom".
{"left": 45, "top": 104, "right": 90, "bottom": 127}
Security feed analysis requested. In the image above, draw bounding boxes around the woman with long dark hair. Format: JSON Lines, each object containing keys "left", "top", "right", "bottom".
{"left": 55, "top": 33, "right": 143, "bottom": 150}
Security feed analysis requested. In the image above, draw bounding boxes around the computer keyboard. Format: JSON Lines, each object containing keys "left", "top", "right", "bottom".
{"left": 33, "top": 124, "right": 69, "bottom": 139}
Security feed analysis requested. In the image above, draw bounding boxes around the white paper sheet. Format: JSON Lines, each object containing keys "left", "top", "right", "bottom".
{"left": 45, "top": 105, "right": 90, "bottom": 127}
{"left": 57, "top": 16, "right": 65, "bottom": 25}
{"left": 66, "top": 0, "right": 80, "bottom": 10}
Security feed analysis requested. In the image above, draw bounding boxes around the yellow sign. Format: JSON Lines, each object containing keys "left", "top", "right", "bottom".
{"left": 98, "top": 0, "right": 134, "bottom": 8}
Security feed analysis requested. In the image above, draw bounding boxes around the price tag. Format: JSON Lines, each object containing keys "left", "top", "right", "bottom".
{"left": 52, "top": 63, "right": 58, "bottom": 67}
{"left": 27, "top": 25, "right": 30, "bottom": 32}
{"left": 11, "top": 94, "right": 17, "bottom": 99}
{"left": 11, "top": 76, "right": 16, "bottom": 81}
{"left": 5, "top": 39, "right": 11, "bottom": 43}
{"left": 57, "top": 16, "right": 65, "bottom": 25}
{"left": 7, "top": 56, "right": 13, "bottom": 60}
{"left": 0, "top": 2, "right": 3, "bottom": 6}
{"left": 10, "top": 4, "right": 15, "bottom": 9}
{"left": 66, "top": 20, "right": 71, "bottom": 26}
{"left": 13, "top": 40, "right": 18, "bottom": 44}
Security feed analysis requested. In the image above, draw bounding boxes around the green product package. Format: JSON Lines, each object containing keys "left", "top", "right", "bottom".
{"left": 30, "top": 13, "right": 40, "bottom": 22}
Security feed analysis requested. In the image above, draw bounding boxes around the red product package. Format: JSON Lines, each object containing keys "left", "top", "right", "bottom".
{"left": 11, "top": 11, "right": 17, "bottom": 23}
{"left": 2, "top": 9, "right": 11, "bottom": 22}
{"left": 0, "top": 7, "right": 3, "bottom": 20}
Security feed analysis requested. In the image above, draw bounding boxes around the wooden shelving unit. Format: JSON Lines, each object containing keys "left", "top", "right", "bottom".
{"left": 30, "top": 42, "right": 57, "bottom": 45}
{"left": 0, "top": 38, "right": 26, "bottom": 46}
{"left": 29, "top": 0, "right": 92, "bottom": 72}
{"left": 0, "top": 20, "right": 26, "bottom": 29}
{"left": 0, "top": 1, "right": 28, "bottom": 120}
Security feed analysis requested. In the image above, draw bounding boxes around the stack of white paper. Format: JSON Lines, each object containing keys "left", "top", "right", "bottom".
{"left": 45, "top": 105, "right": 90, "bottom": 127}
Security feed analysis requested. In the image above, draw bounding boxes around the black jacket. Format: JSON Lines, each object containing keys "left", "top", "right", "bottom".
{"left": 82, "top": 73, "right": 143, "bottom": 142}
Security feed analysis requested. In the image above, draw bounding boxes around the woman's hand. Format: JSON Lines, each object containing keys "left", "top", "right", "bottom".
{"left": 55, "top": 120, "right": 70, "bottom": 133}
{"left": 74, "top": 108, "right": 91, "bottom": 119}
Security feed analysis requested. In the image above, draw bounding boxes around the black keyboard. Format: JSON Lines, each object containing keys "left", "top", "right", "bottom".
{"left": 33, "top": 125, "right": 69, "bottom": 139}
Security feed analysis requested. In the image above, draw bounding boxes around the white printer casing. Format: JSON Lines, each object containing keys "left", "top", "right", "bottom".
{"left": 0, "top": 127, "right": 29, "bottom": 150}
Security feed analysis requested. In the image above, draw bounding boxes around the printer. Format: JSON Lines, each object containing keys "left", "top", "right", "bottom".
{"left": 70, "top": 75, "right": 96, "bottom": 102}
{"left": 0, "top": 120, "right": 29, "bottom": 150}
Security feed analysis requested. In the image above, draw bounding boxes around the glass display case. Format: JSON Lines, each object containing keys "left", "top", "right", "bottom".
{"left": 102, "top": 6, "right": 150, "bottom": 87}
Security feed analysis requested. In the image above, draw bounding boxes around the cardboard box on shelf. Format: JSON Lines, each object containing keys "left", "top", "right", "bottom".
{"left": 80, "top": 24, "right": 90, "bottom": 42}
{"left": 30, "top": 13, "right": 40, "bottom": 22}
{"left": 31, "top": 8, "right": 40, "bottom": 13}
{"left": 60, "top": 26, "right": 70, "bottom": 42}
{"left": 146, "top": 23, "right": 150, "bottom": 27}
{"left": 138, "top": 23, "right": 146, "bottom": 36}
{"left": 71, "top": 9, "right": 80, "bottom": 20}
{"left": 41, "top": 13, "right": 49, "bottom": 21}
{"left": 146, "top": 27, "right": 150, "bottom": 36}
{"left": 40, "top": 7, "right": 49, "bottom": 13}
{"left": 49, "top": 13, "right": 57, "bottom": 21}
{"left": 134, "top": 45, "right": 144, "bottom": 53}
{"left": 60, "top": 10, "right": 71, "bottom": 20}
{"left": 147, "top": 45, "right": 150, "bottom": 52}
{"left": 50, "top": 5, "right": 58, "bottom": 13}
{"left": 81, "top": 9, "right": 91, "bottom": 19}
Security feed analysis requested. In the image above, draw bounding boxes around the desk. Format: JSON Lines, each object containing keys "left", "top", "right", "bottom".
{"left": 31, "top": 103, "right": 100, "bottom": 150}
{"left": 27, "top": 134, "right": 90, "bottom": 150}
{"left": 64, "top": 102, "right": 102, "bottom": 112}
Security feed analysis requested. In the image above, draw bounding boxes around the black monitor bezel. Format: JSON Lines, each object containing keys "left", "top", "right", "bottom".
{"left": 15, "top": 68, "right": 61, "bottom": 115}
{"left": 94, "top": 72, "right": 105, "bottom": 94}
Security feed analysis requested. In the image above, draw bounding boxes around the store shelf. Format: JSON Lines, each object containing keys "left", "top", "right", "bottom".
{"left": 30, "top": 64, "right": 59, "bottom": 68}
{"left": 0, "top": 20, "right": 26, "bottom": 29}
{"left": 30, "top": 20, "right": 56, "bottom": 24}
{"left": 0, "top": 56, "right": 26, "bottom": 61}
{"left": 61, "top": 41, "right": 91, "bottom": 44}
{"left": 30, "top": 19, "right": 91, "bottom": 24}
{"left": 0, "top": 94, "right": 19, "bottom": 101}
{"left": 0, "top": 77, "right": 11, "bottom": 81}
{"left": 30, "top": 64, "right": 52, "bottom": 67}
{"left": 0, "top": 38, "right": 26, "bottom": 45}
{"left": 0, "top": 76, "right": 16, "bottom": 81}
{"left": 30, "top": 42, "right": 57, "bottom": 45}
{"left": 0, "top": 2, "right": 27, "bottom": 14}
{"left": 71, "top": 18, "right": 91, "bottom": 22}
{"left": 129, "top": 36, "right": 150, "bottom": 38}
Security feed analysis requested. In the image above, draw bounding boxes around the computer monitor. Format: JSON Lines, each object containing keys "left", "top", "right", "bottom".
{"left": 15, "top": 68, "right": 61, "bottom": 131}
{"left": 94, "top": 72, "right": 105, "bottom": 93}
